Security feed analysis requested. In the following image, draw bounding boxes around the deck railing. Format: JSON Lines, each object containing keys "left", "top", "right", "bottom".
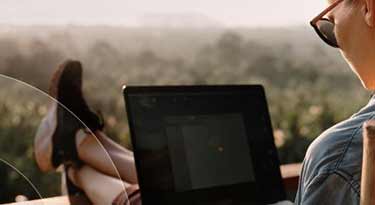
{"left": 4, "top": 163, "right": 302, "bottom": 205}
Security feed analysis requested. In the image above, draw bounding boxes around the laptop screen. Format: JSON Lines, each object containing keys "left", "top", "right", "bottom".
{"left": 124, "top": 85, "right": 286, "bottom": 205}
{"left": 165, "top": 113, "right": 255, "bottom": 192}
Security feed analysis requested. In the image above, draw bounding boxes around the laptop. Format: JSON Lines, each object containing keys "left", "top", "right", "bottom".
{"left": 123, "top": 85, "right": 287, "bottom": 205}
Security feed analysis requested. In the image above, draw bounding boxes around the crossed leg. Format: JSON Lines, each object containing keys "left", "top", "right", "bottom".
{"left": 76, "top": 130, "right": 138, "bottom": 184}
{"left": 68, "top": 165, "right": 132, "bottom": 205}
{"left": 65, "top": 130, "right": 139, "bottom": 204}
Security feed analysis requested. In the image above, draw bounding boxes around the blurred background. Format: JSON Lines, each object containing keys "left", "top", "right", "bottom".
{"left": 0, "top": 0, "right": 372, "bottom": 203}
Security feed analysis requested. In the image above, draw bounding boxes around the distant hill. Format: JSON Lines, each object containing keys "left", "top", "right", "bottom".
{"left": 138, "top": 13, "right": 223, "bottom": 28}
{"left": 0, "top": 25, "right": 342, "bottom": 61}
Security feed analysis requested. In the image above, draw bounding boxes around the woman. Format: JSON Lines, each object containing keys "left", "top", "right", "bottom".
{"left": 296, "top": 0, "right": 375, "bottom": 204}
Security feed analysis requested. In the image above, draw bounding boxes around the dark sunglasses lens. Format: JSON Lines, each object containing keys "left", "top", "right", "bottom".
{"left": 316, "top": 19, "right": 338, "bottom": 47}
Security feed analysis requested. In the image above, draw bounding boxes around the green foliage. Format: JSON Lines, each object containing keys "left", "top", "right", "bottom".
{"left": 0, "top": 84, "right": 60, "bottom": 202}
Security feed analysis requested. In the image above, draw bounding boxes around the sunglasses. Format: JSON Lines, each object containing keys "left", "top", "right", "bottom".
{"left": 310, "top": 0, "right": 344, "bottom": 48}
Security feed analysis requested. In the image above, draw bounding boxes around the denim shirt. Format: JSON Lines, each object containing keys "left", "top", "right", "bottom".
{"left": 294, "top": 94, "right": 375, "bottom": 205}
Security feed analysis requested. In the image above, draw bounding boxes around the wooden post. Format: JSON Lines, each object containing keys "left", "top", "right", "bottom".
{"left": 361, "top": 120, "right": 375, "bottom": 205}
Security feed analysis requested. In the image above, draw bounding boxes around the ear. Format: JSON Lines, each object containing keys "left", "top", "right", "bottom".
{"left": 364, "top": 0, "right": 375, "bottom": 27}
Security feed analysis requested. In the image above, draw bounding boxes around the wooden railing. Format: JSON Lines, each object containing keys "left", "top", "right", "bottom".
{"left": 4, "top": 163, "right": 302, "bottom": 205}
{"left": 3, "top": 196, "right": 70, "bottom": 205}
{"left": 280, "top": 163, "right": 302, "bottom": 192}
{"left": 3, "top": 195, "right": 90, "bottom": 205}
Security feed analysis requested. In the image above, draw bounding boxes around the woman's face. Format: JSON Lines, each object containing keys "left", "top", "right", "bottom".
{"left": 327, "top": 0, "right": 375, "bottom": 89}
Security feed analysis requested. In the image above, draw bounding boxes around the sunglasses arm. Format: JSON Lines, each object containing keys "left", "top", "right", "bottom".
{"left": 310, "top": 0, "right": 344, "bottom": 25}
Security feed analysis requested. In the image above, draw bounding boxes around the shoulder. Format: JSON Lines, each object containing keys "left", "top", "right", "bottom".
{"left": 297, "top": 104, "right": 375, "bottom": 202}
{"left": 295, "top": 98, "right": 375, "bottom": 204}
{"left": 305, "top": 104, "right": 375, "bottom": 172}
{"left": 295, "top": 118, "right": 362, "bottom": 204}
{"left": 304, "top": 115, "right": 364, "bottom": 174}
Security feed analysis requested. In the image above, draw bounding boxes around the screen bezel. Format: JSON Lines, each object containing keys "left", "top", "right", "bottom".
{"left": 123, "top": 85, "right": 286, "bottom": 205}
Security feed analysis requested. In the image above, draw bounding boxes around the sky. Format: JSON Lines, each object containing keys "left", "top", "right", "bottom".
{"left": 1, "top": 0, "right": 328, "bottom": 27}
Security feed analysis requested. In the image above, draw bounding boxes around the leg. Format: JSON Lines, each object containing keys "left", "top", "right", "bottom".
{"left": 68, "top": 165, "right": 131, "bottom": 205}
{"left": 76, "top": 130, "right": 138, "bottom": 184}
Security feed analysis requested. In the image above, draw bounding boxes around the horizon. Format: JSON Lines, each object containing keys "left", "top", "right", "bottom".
{"left": 0, "top": 23, "right": 313, "bottom": 29}
{"left": 2, "top": 0, "right": 327, "bottom": 28}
